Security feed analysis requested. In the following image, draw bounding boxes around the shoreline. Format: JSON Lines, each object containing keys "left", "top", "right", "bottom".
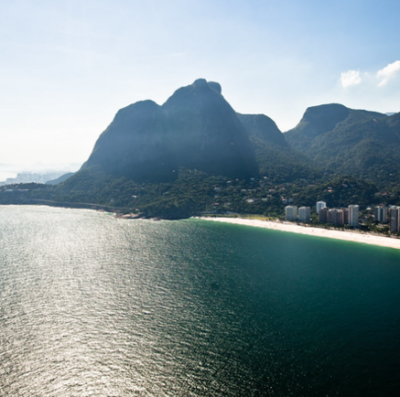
{"left": 0, "top": 200, "right": 128, "bottom": 214}
{"left": 198, "top": 217, "right": 400, "bottom": 250}
{"left": 2, "top": 203, "right": 400, "bottom": 250}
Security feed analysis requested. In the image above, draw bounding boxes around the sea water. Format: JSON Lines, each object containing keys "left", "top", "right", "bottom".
{"left": 0, "top": 205, "right": 399, "bottom": 396}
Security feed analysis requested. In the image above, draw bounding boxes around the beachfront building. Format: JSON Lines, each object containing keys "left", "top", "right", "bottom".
{"left": 328, "top": 208, "right": 344, "bottom": 225}
{"left": 390, "top": 207, "right": 400, "bottom": 233}
{"left": 298, "top": 206, "right": 311, "bottom": 222}
{"left": 348, "top": 205, "right": 359, "bottom": 227}
{"left": 375, "top": 205, "right": 388, "bottom": 223}
{"left": 316, "top": 201, "right": 326, "bottom": 214}
{"left": 285, "top": 205, "right": 298, "bottom": 221}
{"left": 342, "top": 208, "right": 349, "bottom": 224}
{"left": 319, "top": 207, "right": 329, "bottom": 223}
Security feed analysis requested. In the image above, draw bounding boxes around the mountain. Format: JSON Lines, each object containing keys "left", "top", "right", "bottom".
{"left": 14, "top": 82, "right": 396, "bottom": 218}
{"left": 237, "top": 113, "right": 320, "bottom": 181}
{"left": 76, "top": 78, "right": 324, "bottom": 190}
{"left": 58, "top": 78, "right": 327, "bottom": 217}
{"left": 81, "top": 79, "right": 258, "bottom": 181}
{"left": 284, "top": 104, "right": 400, "bottom": 184}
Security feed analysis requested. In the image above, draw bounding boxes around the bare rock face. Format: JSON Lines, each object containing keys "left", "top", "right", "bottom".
{"left": 207, "top": 81, "right": 222, "bottom": 94}
{"left": 82, "top": 79, "right": 258, "bottom": 181}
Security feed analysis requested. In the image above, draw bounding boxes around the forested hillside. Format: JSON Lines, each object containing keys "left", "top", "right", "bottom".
{"left": 285, "top": 104, "right": 400, "bottom": 186}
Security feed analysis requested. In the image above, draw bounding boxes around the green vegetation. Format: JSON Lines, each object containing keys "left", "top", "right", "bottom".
{"left": 292, "top": 175, "right": 378, "bottom": 209}
{"left": 1, "top": 81, "right": 399, "bottom": 228}
{"left": 0, "top": 170, "right": 386, "bottom": 220}
{"left": 239, "top": 113, "right": 321, "bottom": 182}
{"left": 285, "top": 105, "right": 400, "bottom": 187}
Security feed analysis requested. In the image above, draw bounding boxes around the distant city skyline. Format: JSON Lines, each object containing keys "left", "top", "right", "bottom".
{"left": 1, "top": 0, "right": 399, "bottom": 175}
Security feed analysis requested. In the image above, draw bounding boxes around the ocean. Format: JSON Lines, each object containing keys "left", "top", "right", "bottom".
{"left": 0, "top": 205, "right": 399, "bottom": 396}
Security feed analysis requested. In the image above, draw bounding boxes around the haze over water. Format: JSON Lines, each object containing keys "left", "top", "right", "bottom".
{"left": 1, "top": 206, "right": 400, "bottom": 396}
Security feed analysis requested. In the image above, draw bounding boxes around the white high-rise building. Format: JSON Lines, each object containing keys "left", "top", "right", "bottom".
{"left": 285, "top": 205, "right": 298, "bottom": 221}
{"left": 348, "top": 205, "right": 359, "bottom": 227}
{"left": 316, "top": 201, "right": 326, "bottom": 214}
{"left": 298, "top": 207, "right": 311, "bottom": 222}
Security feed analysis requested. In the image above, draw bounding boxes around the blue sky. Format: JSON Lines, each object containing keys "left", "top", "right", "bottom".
{"left": 1, "top": 0, "right": 399, "bottom": 177}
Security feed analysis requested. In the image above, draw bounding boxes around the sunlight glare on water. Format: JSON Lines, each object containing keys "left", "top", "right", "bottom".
{"left": 1, "top": 206, "right": 400, "bottom": 396}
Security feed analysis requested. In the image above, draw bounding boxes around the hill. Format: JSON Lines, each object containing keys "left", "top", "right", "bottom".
{"left": 285, "top": 104, "right": 400, "bottom": 185}
{"left": 238, "top": 113, "right": 321, "bottom": 182}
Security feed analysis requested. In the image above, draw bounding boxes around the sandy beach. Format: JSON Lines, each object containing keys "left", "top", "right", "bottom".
{"left": 199, "top": 217, "right": 400, "bottom": 250}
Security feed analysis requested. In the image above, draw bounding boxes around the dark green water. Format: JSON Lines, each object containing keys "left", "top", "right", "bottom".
{"left": 0, "top": 206, "right": 399, "bottom": 396}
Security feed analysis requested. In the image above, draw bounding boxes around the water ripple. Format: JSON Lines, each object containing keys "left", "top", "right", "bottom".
{"left": 1, "top": 206, "right": 400, "bottom": 396}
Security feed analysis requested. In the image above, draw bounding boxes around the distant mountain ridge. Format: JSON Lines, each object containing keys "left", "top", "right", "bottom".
{"left": 1, "top": 171, "right": 69, "bottom": 185}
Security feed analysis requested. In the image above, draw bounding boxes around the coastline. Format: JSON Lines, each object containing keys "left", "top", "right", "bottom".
{"left": 0, "top": 199, "right": 128, "bottom": 214}
{"left": 2, "top": 202, "right": 400, "bottom": 250}
{"left": 198, "top": 217, "right": 400, "bottom": 250}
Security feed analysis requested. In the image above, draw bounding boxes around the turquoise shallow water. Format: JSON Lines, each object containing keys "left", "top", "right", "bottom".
{"left": 0, "top": 205, "right": 400, "bottom": 396}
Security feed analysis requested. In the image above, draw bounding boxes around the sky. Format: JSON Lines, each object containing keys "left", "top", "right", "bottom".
{"left": 1, "top": 0, "right": 399, "bottom": 179}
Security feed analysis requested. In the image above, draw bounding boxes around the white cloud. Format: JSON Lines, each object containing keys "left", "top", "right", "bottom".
{"left": 340, "top": 70, "right": 362, "bottom": 88}
{"left": 377, "top": 60, "right": 400, "bottom": 86}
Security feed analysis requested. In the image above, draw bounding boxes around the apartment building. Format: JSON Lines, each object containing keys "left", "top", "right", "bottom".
{"left": 375, "top": 205, "right": 388, "bottom": 224}
{"left": 285, "top": 205, "right": 298, "bottom": 221}
{"left": 298, "top": 206, "right": 311, "bottom": 222}
{"left": 348, "top": 205, "right": 359, "bottom": 227}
